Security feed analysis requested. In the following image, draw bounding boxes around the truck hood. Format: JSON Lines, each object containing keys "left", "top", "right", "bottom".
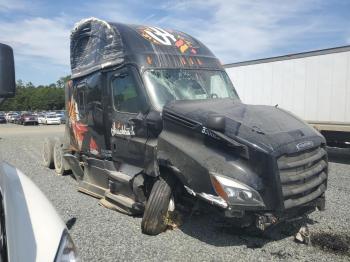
{"left": 163, "top": 98, "right": 325, "bottom": 155}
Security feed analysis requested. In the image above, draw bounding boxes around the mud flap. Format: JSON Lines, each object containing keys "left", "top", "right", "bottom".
{"left": 63, "top": 153, "right": 84, "bottom": 180}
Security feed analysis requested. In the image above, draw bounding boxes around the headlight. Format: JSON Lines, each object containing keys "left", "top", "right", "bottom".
{"left": 55, "top": 230, "right": 79, "bottom": 262}
{"left": 210, "top": 174, "right": 265, "bottom": 207}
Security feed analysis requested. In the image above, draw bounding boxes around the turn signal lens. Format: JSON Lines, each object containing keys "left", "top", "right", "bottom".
{"left": 210, "top": 176, "right": 229, "bottom": 201}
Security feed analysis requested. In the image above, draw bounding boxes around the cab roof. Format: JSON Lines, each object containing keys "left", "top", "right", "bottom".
{"left": 70, "top": 18, "right": 222, "bottom": 79}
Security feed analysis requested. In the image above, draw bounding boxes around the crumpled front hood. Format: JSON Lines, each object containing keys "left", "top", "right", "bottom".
{"left": 163, "top": 98, "right": 325, "bottom": 155}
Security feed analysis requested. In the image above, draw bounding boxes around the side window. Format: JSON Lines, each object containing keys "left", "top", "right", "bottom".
{"left": 76, "top": 87, "right": 86, "bottom": 112}
{"left": 86, "top": 74, "right": 102, "bottom": 107}
{"left": 111, "top": 68, "right": 146, "bottom": 113}
{"left": 87, "top": 86, "right": 101, "bottom": 104}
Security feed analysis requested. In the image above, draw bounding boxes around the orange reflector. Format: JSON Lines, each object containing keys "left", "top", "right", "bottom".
{"left": 210, "top": 176, "right": 228, "bottom": 201}
{"left": 146, "top": 56, "right": 152, "bottom": 65}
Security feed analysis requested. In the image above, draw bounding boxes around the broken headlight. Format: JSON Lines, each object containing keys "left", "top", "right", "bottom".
{"left": 55, "top": 230, "right": 79, "bottom": 262}
{"left": 210, "top": 174, "right": 265, "bottom": 207}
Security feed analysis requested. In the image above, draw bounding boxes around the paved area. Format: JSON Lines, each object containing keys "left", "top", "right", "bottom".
{"left": 0, "top": 124, "right": 349, "bottom": 261}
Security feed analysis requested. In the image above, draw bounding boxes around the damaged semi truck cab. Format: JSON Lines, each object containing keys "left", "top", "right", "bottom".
{"left": 58, "top": 18, "right": 327, "bottom": 235}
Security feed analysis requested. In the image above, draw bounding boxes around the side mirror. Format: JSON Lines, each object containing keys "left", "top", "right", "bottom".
{"left": 0, "top": 43, "right": 15, "bottom": 98}
{"left": 207, "top": 114, "right": 225, "bottom": 132}
{"left": 146, "top": 111, "right": 162, "bottom": 136}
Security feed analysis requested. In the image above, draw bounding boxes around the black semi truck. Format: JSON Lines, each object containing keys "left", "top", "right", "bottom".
{"left": 43, "top": 18, "right": 328, "bottom": 235}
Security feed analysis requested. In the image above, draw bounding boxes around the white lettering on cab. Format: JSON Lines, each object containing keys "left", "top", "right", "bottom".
{"left": 144, "top": 27, "right": 176, "bottom": 45}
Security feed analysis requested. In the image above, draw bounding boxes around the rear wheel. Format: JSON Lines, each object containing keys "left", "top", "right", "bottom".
{"left": 42, "top": 137, "right": 55, "bottom": 168}
{"left": 53, "top": 138, "right": 68, "bottom": 175}
{"left": 141, "top": 178, "right": 174, "bottom": 235}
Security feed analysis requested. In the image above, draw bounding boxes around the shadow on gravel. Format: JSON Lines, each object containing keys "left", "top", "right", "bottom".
{"left": 66, "top": 217, "right": 77, "bottom": 230}
{"left": 311, "top": 231, "right": 350, "bottom": 257}
{"left": 177, "top": 212, "right": 312, "bottom": 248}
{"left": 327, "top": 147, "right": 350, "bottom": 165}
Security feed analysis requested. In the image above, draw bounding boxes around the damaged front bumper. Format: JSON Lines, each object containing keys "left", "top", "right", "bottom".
{"left": 253, "top": 195, "right": 325, "bottom": 231}
{"left": 185, "top": 185, "right": 326, "bottom": 231}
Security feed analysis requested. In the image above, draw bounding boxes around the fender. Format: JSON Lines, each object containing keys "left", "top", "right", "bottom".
{"left": 0, "top": 162, "right": 66, "bottom": 261}
{"left": 157, "top": 129, "right": 263, "bottom": 195}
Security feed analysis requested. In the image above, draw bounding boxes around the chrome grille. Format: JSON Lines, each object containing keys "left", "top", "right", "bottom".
{"left": 277, "top": 147, "right": 327, "bottom": 209}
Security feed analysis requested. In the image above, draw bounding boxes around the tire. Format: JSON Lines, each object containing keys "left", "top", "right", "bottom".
{"left": 42, "top": 137, "right": 55, "bottom": 168}
{"left": 141, "top": 178, "right": 173, "bottom": 235}
{"left": 53, "top": 138, "right": 68, "bottom": 175}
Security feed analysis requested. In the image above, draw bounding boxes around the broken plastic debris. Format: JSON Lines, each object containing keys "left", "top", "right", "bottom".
{"left": 295, "top": 226, "right": 311, "bottom": 245}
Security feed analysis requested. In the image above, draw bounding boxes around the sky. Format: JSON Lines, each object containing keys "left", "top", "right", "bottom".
{"left": 0, "top": 0, "right": 350, "bottom": 85}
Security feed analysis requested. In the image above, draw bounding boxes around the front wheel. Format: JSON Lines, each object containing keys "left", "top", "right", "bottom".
{"left": 141, "top": 178, "right": 174, "bottom": 235}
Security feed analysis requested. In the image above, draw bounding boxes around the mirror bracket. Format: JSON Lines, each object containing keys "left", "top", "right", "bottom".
{"left": 206, "top": 114, "right": 225, "bottom": 132}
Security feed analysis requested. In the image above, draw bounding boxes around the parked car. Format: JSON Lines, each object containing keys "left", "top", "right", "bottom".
{"left": 56, "top": 113, "right": 66, "bottom": 124}
{"left": 0, "top": 43, "right": 79, "bottom": 261}
{"left": 0, "top": 115, "right": 6, "bottom": 124}
{"left": 6, "top": 113, "right": 19, "bottom": 123}
{"left": 4, "top": 112, "right": 11, "bottom": 121}
{"left": 18, "top": 114, "right": 38, "bottom": 125}
{"left": 13, "top": 115, "right": 21, "bottom": 124}
{"left": 44, "top": 114, "right": 61, "bottom": 125}
{"left": 0, "top": 162, "right": 79, "bottom": 261}
{"left": 37, "top": 114, "right": 46, "bottom": 124}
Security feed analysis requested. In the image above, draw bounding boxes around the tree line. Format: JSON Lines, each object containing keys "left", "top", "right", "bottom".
{"left": 0, "top": 76, "right": 70, "bottom": 111}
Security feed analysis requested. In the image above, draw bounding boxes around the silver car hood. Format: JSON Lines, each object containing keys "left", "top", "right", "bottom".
{"left": 0, "top": 162, "right": 66, "bottom": 262}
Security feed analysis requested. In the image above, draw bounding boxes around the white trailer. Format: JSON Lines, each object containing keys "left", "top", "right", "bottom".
{"left": 224, "top": 45, "right": 350, "bottom": 147}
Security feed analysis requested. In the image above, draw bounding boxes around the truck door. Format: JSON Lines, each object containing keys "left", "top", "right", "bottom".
{"left": 84, "top": 73, "right": 106, "bottom": 156}
{"left": 108, "top": 66, "right": 149, "bottom": 167}
{"left": 69, "top": 75, "right": 106, "bottom": 156}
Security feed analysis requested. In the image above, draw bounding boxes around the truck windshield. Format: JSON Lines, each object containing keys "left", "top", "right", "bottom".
{"left": 144, "top": 69, "right": 239, "bottom": 110}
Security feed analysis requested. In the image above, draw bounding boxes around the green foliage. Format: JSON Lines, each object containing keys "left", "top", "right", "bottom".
{"left": 0, "top": 76, "right": 70, "bottom": 111}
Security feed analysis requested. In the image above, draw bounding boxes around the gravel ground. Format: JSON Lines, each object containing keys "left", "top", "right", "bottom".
{"left": 0, "top": 124, "right": 349, "bottom": 262}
